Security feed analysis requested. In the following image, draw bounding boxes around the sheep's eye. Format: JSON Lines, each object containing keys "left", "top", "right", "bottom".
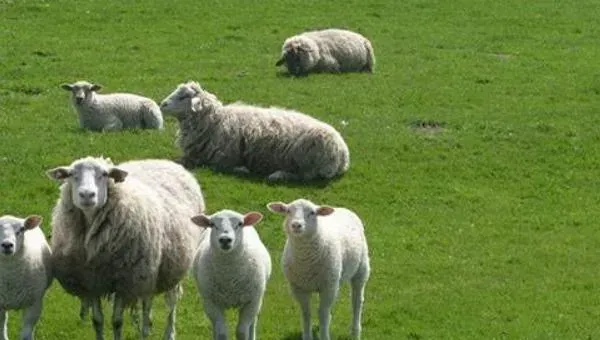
{"left": 209, "top": 222, "right": 215, "bottom": 228}
{"left": 102, "top": 171, "right": 108, "bottom": 177}
{"left": 17, "top": 227, "right": 25, "bottom": 234}
{"left": 178, "top": 94, "right": 189, "bottom": 100}
{"left": 308, "top": 211, "right": 316, "bottom": 216}
{"left": 237, "top": 222, "right": 243, "bottom": 228}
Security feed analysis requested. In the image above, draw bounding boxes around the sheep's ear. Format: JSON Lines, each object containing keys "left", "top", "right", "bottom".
{"left": 316, "top": 206, "right": 335, "bottom": 216}
{"left": 108, "top": 168, "right": 128, "bottom": 183}
{"left": 266, "top": 202, "right": 288, "bottom": 214}
{"left": 191, "top": 97, "right": 202, "bottom": 112}
{"left": 60, "top": 84, "right": 73, "bottom": 91}
{"left": 24, "top": 215, "right": 42, "bottom": 230}
{"left": 91, "top": 84, "right": 102, "bottom": 92}
{"left": 46, "top": 167, "right": 72, "bottom": 181}
{"left": 191, "top": 214, "right": 212, "bottom": 228}
{"left": 275, "top": 56, "right": 285, "bottom": 66}
{"left": 243, "top": 212, "right": 263, "bottom": 226}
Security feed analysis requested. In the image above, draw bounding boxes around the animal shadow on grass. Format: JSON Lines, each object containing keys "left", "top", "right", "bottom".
{"left": 281, "top": 329, "right": 352, "bottom": 340}
{"left": 222, "top": 168, "right": 343, "bottom": 189}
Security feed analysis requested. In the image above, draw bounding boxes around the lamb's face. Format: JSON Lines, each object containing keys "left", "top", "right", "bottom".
{"left": 191, "top": 210, "right": 263, "bottom": 253}
{"left": 267, "top": 199, "right": 335, "bottom": 238}
{"left": 46, "top": 157, "right": 128, "bottom": 212}
{"left": 0, "top": 215, "right": 42, "bottom": 256}
{"left": 61, "top": 81, "right": 102, "bottom": 105}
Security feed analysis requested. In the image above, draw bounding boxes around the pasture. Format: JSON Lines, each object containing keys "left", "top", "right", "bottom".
{"left": 2, "top": 0, "right": 600, "bottom": 338}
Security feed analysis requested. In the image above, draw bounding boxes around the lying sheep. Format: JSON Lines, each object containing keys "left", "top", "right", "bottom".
{"left": 275, "top": 28, "right": 375, "bottom": 76}
{"left": 267, "top": 198, "right": 370, "bottom": 340}
{"left": 47, "top": 156, "right": 206, "bottom": 340}
{"left": 191, "top": 209, "right": 272, "bottom": 340}
{"left": 0, "top": 215, "right": 52, "bottom": 340}
{"left": 61, "top": 80, "right": 164, "bottom": 131}
{"left": 160, "top": 81, "right": 350, "bottom": 182}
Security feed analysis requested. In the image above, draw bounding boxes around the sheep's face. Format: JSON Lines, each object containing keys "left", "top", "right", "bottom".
{"left": 191, "top": 210, "right": 263, "bottom": 253}
{"left": 46, "top": 157, "right": 128, "bottom": 212}
{"left": 267, "top": 199, "right": 334, "bottom": 238}
{"left": 277, "top": 37, "right": 318, "bottom": 76}
{"left": 61, "top": 81, "right": 102, "bottom": 105}
{"left": 0, "top": 215, "right": 42, "bottom": 256}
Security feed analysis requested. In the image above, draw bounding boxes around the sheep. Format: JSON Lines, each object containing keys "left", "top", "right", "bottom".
{"left": 60, "top": 80, "right": 164, "bottom": 131}
{"left": 159, "top": 81, "right": 350, "bottom": 182}
{"left": 46, "top": 156, "right": 207, "bottom": 340}
{"left": 0, "top": 215, "right": 52, "bottom": 340}
{"left": 191, "top": 209, "right": 272, "bottom": 340}
{"left": 266, "top": 198, "right": 370, "bottom": 340}
{"left": 275, "top": 28, "right": 375, "bottom": 76}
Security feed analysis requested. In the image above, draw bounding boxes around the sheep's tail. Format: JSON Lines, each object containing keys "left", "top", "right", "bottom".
{"left": 363, "top": 39, "right": 375, "bottom": 73}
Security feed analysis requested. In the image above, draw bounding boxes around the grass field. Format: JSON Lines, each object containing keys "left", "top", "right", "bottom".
{"left": 2, "top": 0, "right": 600, "bottom": 339}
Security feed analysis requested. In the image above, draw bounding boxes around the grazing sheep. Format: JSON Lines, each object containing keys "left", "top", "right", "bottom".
{"left": 160, "top": 81, "right": 350, "bottom": 182}
{"left": 267, "top": 199, "right": 370, "bottom": 340}
{"left": 191, "top": 210, "right": 272, "bottom": 340}
{"left": 61, "top": 80, "right": 164, "bottom": 131}
{"left": 275, "top": 28, "right": 375, "bottom": 76}
{"left": 47, "top": 156, "right": 206, "bottom": 340}
{"left": 0, "top": 215, "right": 52, "bottom": 340}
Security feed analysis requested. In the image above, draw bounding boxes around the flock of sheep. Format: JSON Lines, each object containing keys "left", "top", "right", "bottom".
{"left": 0, "top": 28, "right": 375, "bottom": 340}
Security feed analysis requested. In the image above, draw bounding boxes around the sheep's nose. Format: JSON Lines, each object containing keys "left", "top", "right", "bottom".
{"left": 75, "top": 97, "right": 84, "bottom": 104}
{"left": 291, "top": 222, "right": 302, "bottom": 230}
{"left": 160, "top": 101, "right": 167, "bottom": 108}
{"left": 1, "top": 242, "right": 13, "bottom": 252}
{"left": 219, "top": 237, "right": 232, "bottom": 248}
{"left": 78, "top": 190, "right": 96, "bottom": 199}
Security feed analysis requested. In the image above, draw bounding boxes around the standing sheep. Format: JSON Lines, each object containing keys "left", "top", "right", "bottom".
{"left": 267, "top": 198, "right": 370, "bottom": 340}
{"left": 191, "top": 209, "right": 272, "bottom": 340}
{"left": 275, "top": 28, "right": 375, "bottom": 76}
{"left": 61, "top": 80, "right": 164, "bottom": 131}
{"left": 0, "top": 215, "right": 52, "bottom": 340}
{"left": 46, "top": 156, "right": 206, "bottom": 340}
{"left": 160, "top": 81, "right": 350, "bottom": 182}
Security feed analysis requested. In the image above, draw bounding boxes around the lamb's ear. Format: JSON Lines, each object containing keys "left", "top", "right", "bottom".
{"left": 243, "top": 212, "right": 263, "bottom": 226}
{"left": 266, "top": 202, "right": 288, "bottom": 214}
{"left": 275, "top": 56, "right": 285, "bottom": 66}
{"left": 108, "top": 167, "right": 128, "bottom": 183}
{"left": 60, "top": 84, "right": 73, "bottom": 91}
{"left": 91, "top": 84, "right": 102, "bottom": 92}
{"left": 316, "top": 206, "right": 335, "bottom": 216}
{"left": 191, "top": 214, "right": 212, "bottom": 228}
{"left": 46, "top": 167, "right": 72, "bottom": 181}
{"left": 23, "top": 215, "right": 43, "bottom": 230}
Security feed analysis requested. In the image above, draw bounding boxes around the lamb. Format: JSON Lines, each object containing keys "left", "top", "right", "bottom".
{"left": 46, "top": 156, "right": 207, "bottom": 340}
{"left": 191, "top": 209, "right": 272, "bottom": 340}
{"left": 61, "top": 80, "right": 164, "bottom": 131}
{"left": 159, "top": 81, "right": 350, "bottom": 182}
{"left": 267, "top": 198, "right": 370, "bottom": 340}
{"left": 0, "top": 215, "right": 52, "bottom": 340}
{"left": 275, "top": 28, "right": 375, "bottom": 76}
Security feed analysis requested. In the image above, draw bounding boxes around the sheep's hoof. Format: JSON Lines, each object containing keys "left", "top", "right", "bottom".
{"left": 232, "top": 166, "right": 250, "bottom": 175}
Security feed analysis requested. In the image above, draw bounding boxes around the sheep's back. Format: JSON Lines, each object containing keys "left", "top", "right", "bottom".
{"left": 305, "top": 29, "right": 371, "bottom": 71}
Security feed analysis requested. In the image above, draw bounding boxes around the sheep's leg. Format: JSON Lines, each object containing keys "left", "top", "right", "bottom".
{"left": 80, "top": 297, "right": 91, "bottom": 321}
{"left": 318, "top": 286, "right": 339, "bottom": 340}
{"left": 19, "top": 298, "right": 43, "bottom": 340}
{"left": 236, "top": 299, "right": 261, "bottom": 340}
{"left": 291, "top": 288, "right": 312, "bottom": 340}
{"left": 91, "top": 298, "right": 104, "bottom": 340}
{"left": 266, "top": 170, "right": 301, "bottom": 182}
{"left": 204, "top": 300, "right": 227, "bottom": 340}
{"left": 350, "top": 278, "right": 367, "bottom": 339}
{"left": 163, "top": 285, "right": 181, "bottom": 340}
{"left": 0, "top": 309, "right": 7, "bottom": 340}
{"left": 140, "top": 297, "right": 153, "bottom": 339}
{"left": 102, "top": 119, "right": 123, "bottom": 132}
{"left": 112, "top": 295, "right": 125, "bottom": 340}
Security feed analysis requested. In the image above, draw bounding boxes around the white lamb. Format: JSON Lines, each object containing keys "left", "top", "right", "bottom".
{"left": 191, "top": 209, "right": 271, "bottom": 340}
{"left": 267, "top": 198, "right": 370, "bottom": 340}
{"left": 160, "top": 81, "right": 350, "bottom": 182}
{"left": 275, "top": 28, "right": 375, "bottom": 76}
{"left": 0, "top": 215, "right": 52, "bottom": 340}
{"left": 61, "top": 80, "right": 164, "bottom": 131}
{"left": 46, "top": 156, "right": 206, "bottom": 340}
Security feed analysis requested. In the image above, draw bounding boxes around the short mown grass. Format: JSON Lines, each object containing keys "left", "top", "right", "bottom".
{"left": 2, "top": 0, "right": 600, "bottom": 339}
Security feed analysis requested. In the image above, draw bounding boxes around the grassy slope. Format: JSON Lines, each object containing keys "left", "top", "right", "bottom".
{"left": 1, "top": 0, "right": 600, "bottom": 339}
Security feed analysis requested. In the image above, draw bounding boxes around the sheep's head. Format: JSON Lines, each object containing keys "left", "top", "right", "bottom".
{"left": 267, "top": 198, "right": 334, "bottom": 238}
{"left": 61, "top": 81, "right": 102, "bottom": 105}
{"left": 191, "top": 209, "right": 263, "bottom": 253}
{"left": 160, "top": 81, "right": 221, "bottom": 119}
{"left": 276, "top": 36, "right": 318, "bottom": 76}
{"left": 46, "top": 157, "right": 127, "bottom": 213}
{"left": 0, "top": 215, "right": 42, "bottom": 256}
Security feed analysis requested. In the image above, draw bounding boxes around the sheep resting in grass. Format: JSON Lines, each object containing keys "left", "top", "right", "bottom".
{"left": 61, "top": 80, "right": 164, "bottom": 131}
{"left": 160, "top": 81, "right": 350, "bottom": 182}
{"left": 267, "top": 198, "right": 370, "bottom": 340}
{"left": 191, "top": 210, "right": 272, "bottom": 340}
{"left": 275, "top": 28, "right": 375, "bottom": 76}
{"left": 46, "top": 156, "right": 206, "bottom": 340}
{"left": 0, "top": 215, "right": 52, "bottom": 340}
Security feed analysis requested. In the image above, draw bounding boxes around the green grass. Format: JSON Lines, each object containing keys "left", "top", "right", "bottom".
{"left": 2, "top": 0, "right": 600, "bottom": 339}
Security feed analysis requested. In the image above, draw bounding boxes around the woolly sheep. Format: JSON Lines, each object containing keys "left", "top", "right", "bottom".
{"left": 159, "top": 81, "right": 350, "bottom": 182}
{"left": 61, "top": 80, "right": 164, "bottom": 131}
{"left": 191, "top": 209, "right": 272, "bottom": 340}
{"left": 267, "top": 198, "right": 370, "bottom": 340}
{"left": 0, "top": 215, "right": 52, "bottom": 340}
{"left": 46, "top": 156, "right": 206, "bottom": 340}
{"left": 275, "top": 28, "right": 375, "bottom": 76}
